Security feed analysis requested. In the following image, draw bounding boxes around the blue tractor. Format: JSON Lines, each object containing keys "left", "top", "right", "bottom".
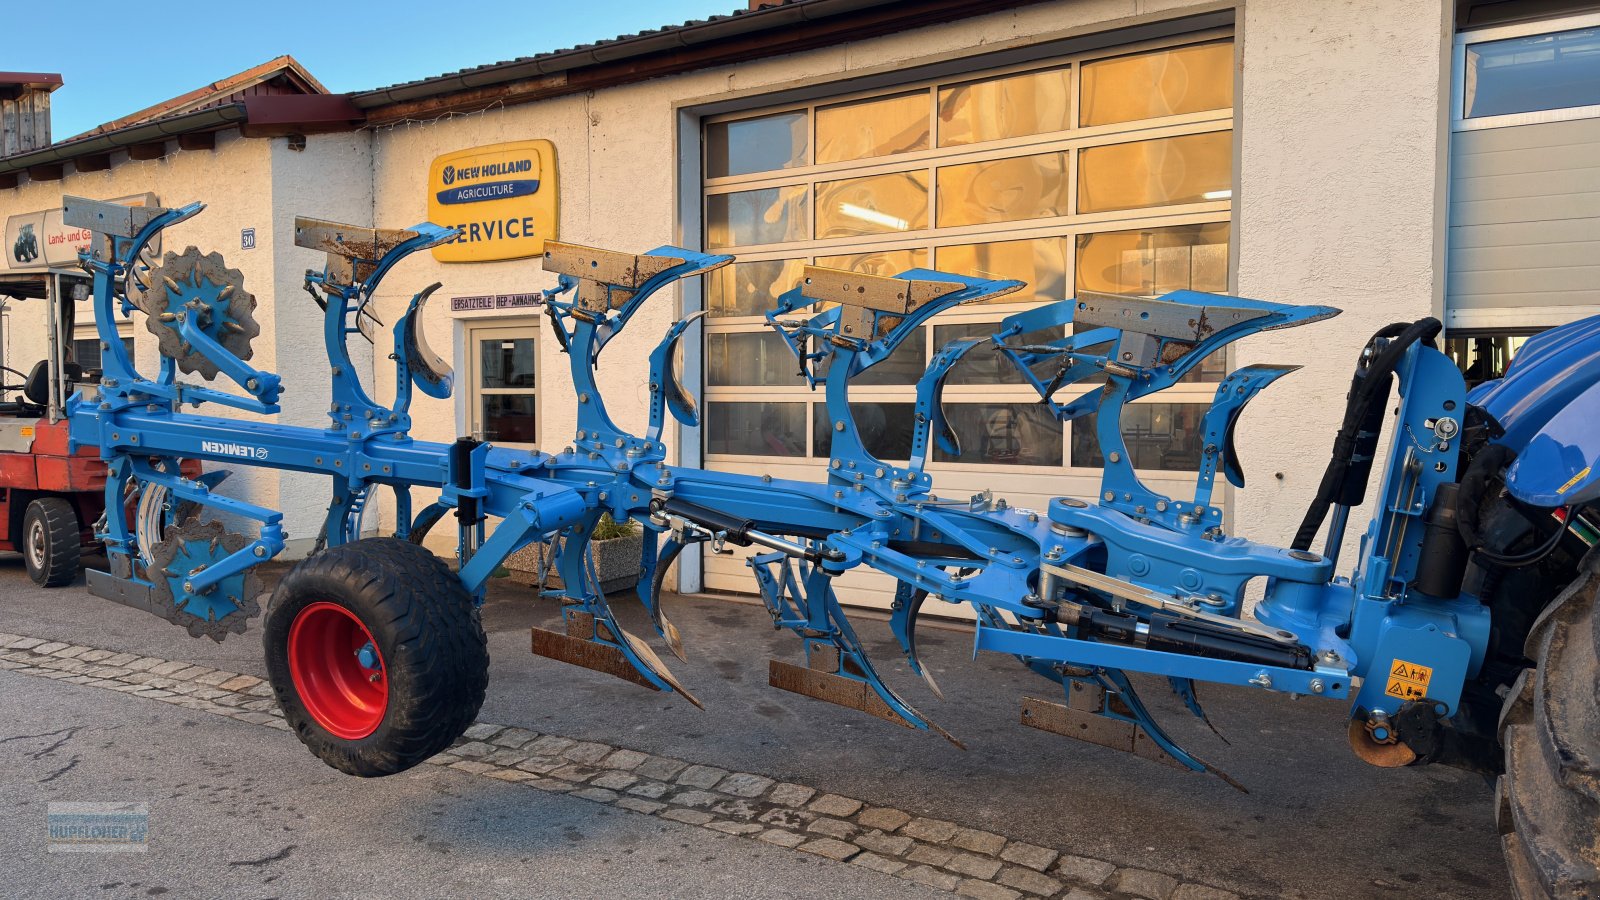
{"left": 60, "top": 195, "right": 1600, "bottom": 897}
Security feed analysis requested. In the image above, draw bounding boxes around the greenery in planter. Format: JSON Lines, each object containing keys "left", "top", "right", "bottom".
{"left": 591, "top": 513, "right": 638, "bottom": 541}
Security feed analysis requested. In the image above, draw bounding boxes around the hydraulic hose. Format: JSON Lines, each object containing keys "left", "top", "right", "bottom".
{"left": 1455, "top": 442, "right": 1516, "bottom": 553}
{"left": 1291, "top": 318, "right": 1443, "bottom": 551}
{"left": 1455, "top": 442, "right": 1571, "bottom": 569}
{"left": 1478, "top": 517, "right": 1567, "bottom": 568}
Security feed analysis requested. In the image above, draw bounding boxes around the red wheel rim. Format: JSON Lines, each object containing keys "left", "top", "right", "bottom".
{"left": 287, "top": 602, "right": 388, "bottom": 739}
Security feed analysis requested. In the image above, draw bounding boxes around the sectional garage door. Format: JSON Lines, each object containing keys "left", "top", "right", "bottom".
{"left": 1448, "top": 15, "right": 1600, "bottom": 335}
{"left": 695, "top": 28, "right": 1238, "bottom": 608}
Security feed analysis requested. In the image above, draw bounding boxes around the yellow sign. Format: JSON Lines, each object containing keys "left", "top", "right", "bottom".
{"left": 428, "top": 140, "right": 558, "bottom": 263}
{"left": 1384, "top": 658, "right": 1433, "bottom": 702}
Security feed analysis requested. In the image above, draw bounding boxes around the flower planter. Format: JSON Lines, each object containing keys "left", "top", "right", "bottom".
{"left": 506, "top": 531, "right": 644, "bottom": 596}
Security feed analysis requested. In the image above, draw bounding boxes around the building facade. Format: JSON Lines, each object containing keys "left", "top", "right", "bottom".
{"left": 2, "top": 0, "right": 1596, "bottom": 604}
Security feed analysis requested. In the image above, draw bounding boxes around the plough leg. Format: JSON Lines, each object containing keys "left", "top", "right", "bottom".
{"left": 753, "top": 553, "right": 962, "bottom": 748}
{"left": 1020, "top": 670, "right": 1244, "bottom": 791}
{"left": 1168, "top": 676, "right": 1229, "bottom": 745}
{"left": 639, "top": 533, "right": 688, "bottom": 662}
{"left": 530, "top": 525, "right": 702, "bottom": 708}
{"left": 889, "top": 580, "right": 945, "bottom": 700}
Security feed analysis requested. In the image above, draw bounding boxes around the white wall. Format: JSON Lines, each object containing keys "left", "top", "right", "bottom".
{"left": 1232, "top": 0, "right": 1452, "bottom": 557}
{"left": 268, "top": 132, "right": 377, "bottom": 551}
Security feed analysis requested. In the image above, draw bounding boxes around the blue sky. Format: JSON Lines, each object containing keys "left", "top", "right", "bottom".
{"left": 16, "top": 1, "right": 739, "bottom": 139}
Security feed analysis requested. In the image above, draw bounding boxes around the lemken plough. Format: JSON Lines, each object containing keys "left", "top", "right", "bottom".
{"left": 60, "top": 195, "right": 1600, "bottom": 897}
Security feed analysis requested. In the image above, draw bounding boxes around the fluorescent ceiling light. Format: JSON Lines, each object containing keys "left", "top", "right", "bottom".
{"left": 839, "top": 203, "right": 908, "bottom": 231}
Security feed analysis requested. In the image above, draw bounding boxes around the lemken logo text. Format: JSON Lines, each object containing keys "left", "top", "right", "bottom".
{"left": 201, "top": 440, "right": 269, "bottom": 460}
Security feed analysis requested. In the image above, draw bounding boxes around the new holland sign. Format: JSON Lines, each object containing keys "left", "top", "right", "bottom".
{"left": 428, "top": 140, "right": 558, "bottom": 263}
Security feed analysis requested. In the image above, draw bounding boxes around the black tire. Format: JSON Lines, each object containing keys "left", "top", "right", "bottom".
{"left": 263, "top": 537, "right": 489, "bottom": 777}
{"left": 1499, "top": 549, "right": 1600, "bottom": 899}
{"left": 23, "top": 497, "right": 80, "bottom": 587}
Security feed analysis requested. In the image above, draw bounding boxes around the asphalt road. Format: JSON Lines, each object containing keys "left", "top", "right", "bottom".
{"left": 0, "top": 554, "right": 1511, "bottom": 899}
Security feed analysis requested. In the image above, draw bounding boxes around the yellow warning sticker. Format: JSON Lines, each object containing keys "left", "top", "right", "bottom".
{"left": 19, "top": 426, "right": 32, "bottom": 437}
{"left": 1558, "top": 466, "right": 1592, "bottom": 496}
{"left": 1385, "top": 659, "right": 1433, "bottom": 702}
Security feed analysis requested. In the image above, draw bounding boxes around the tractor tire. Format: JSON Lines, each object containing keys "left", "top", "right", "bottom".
{"left": 1499, "top": 549, "right": 1600, "bottom": 899}
{"left": 263, "top": 537, "right": 489, "bottom": 777}
{"left": 23, "top": 497, "right": 80, "bottom": 587}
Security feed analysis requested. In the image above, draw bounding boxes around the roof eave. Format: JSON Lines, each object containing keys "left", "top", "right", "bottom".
{"left": 0, "top": 104, "right": 249, "bottom": 177}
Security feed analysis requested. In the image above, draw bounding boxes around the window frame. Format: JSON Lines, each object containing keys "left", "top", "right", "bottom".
{"left": 1452, "top": 11, "right": 1600, "bottom": 133}
{"left": 71, "top": 324, "right": 133, "bottom": 374}
{"left": 465, "top": 318, "right": 540, "bottom": 449}
{"left": 699, "top": 31, "right": 1236, "bottom": 478}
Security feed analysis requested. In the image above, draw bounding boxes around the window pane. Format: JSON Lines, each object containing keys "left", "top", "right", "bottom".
{"left": 709, "top": 259, "right": 806, "bottom": 318}
{"left": 1465, "top": 28, "right": 1600, "bottom": 118}
{"left": 816, "top": 171, "right": 929, "bottom": 239}
{"left": 1072, "top": 402, "right": 1207, "bottom": 471}
{"left": 1080, "top": 42, "right": 1235, "bottom": 127}
{"left": 1076, "top": 223, "right": 1229, "bottom": 297}
{"left": 932, "top": 323, "right": 1065, "bottom": 385}
{"left": 706, "top": 111, "right": 808, "bottom": 178}
{"left": 937, "top": 152, "right": 1071, "bottom": 227}
{"left": 816, "top": 247, "right": 927, "bottom": 277}
{"left": 938, "top": 66, "right": 1073, "bottom": 147}
{"left": 1077, "top": 132, "right": 1231, "bottom": 214}
{"left": 933, "top": 403, "right": 1064, "bottom": 466}
{"left": 707, "top": 331, "right": 806, "bottom": 387}
{"left": 1446, "top": 333, "right": 1535, "bottom": 389}
{"left": 480, "top": 337, "right": 536, "bottom": 389}
{"left": 706, "top": 401, "right": 806, "bottom": 457}
{"left": 816, "top": 91, "right": 930, "bottom": 164}
{"left": 935, "top": 237, "right": 1068, "bottom": 305}
{"left": 72, "top": 338, "right": 101, "bottom": 371}
{"left": 481, "top": 394, "right": 537, "bottom": 444}
{"left": 707, "top": 185, "right": 809, "bottom": 249}
{"left": 813, "top": 402, "right": 916, "bottom": 460}
{"left": 848, "top": 327, "right": 926, "bottom": 386}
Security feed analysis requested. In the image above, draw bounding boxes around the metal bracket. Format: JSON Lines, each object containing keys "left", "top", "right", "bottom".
{"left": 294, "top": 217, "right": 426, "bottom": 286}
{"left": 800, "top": 265, "right": 972, "bottom": 314}
{"left": 1044, "top": 561, "right": 1299, "bottom": 644}
{"left": 64, "top": 196, "right": 173, "bottom": 238}
{"left": 1074, "top": 290, "right": 1272, "bottom": 342}
{"left": 542, "top": 241, "right": 687, "bottom": 314}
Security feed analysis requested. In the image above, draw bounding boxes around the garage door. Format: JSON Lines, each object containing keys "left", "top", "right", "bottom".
{"left": 694, "top": 29, "right": 1238, "bottom": 608}
{"left": 1446, "top": 13, "right": 1600, "bottom": 383}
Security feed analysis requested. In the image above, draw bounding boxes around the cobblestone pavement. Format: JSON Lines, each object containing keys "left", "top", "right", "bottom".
{"left": 0, "top": 558, "right": 1509, "bottom": 899}
{"left": 0, "top": 630, "right": 1234, "bottom": 900}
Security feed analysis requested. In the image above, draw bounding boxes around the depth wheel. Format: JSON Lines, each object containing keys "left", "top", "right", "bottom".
{"left": 263, "top": 537, "right": 489, "bottom": 776}
{"left": 1499, "top": 551, "right": 1600, "bottom": 898}
{"left": 23, "top": 497, "right": 80, "bottom": 587}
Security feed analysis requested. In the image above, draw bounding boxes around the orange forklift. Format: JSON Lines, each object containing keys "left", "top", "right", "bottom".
{"left": 0, "top": 270, "right": 196, "bottom": 586}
